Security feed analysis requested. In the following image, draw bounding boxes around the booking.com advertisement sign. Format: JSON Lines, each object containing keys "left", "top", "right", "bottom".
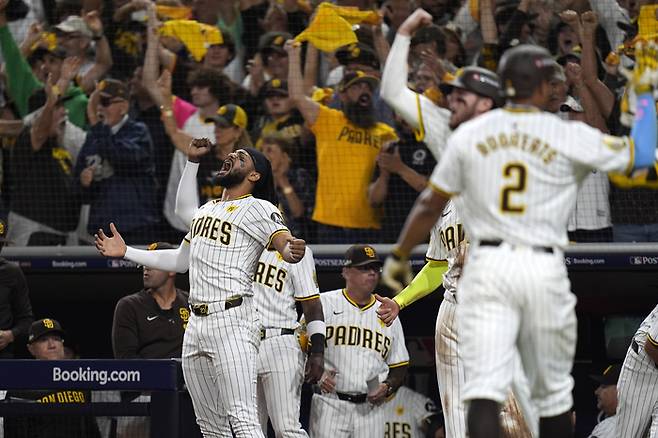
{"left": 0, "top": 360, "right": 182, "bottom": 390}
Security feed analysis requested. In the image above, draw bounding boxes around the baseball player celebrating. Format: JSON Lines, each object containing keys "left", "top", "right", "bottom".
{"left": 174, "top": 139, "right": 325, "bottom": 438}
{"left": 382, "top": 385, "right": 443, "bottom": 438}
{"left": 615, "top": 304, "right": 658, "bottom": 437}
{"left": 378, "top": 9, "right": 534, "bottom": 438}
{"left": 95, "top": 138, "right": 307, "bottom": 438}
{"left": 310, "top": 245, "right": 409, "bottom": 438}
{"left": 384, "top": 40, "right": 658, "bottom": 438}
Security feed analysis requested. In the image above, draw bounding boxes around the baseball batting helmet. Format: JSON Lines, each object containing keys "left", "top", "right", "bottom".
{"left": 497, "top": 44, "right": 559, "bottom": 99}
{"left": 439, "top": 66, "right": 505, "bottom": 107}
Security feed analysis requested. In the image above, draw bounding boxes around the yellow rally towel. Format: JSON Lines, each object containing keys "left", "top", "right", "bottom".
{"left": 294, "top": 2, "right": 381, "bottom": 52}
{"left": 30, "top": 32, "right": 57, "bottom": 52}
{"left": 156, "top": 5, "right": 193, "bottom": 20}
{"left": 638, "top": 4, "right": 658, "bottom": 41}
{"left": 159, "top": 20, "right": 223, "bottom": 61}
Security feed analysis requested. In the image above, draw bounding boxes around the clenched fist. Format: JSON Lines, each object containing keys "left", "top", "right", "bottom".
{"left": 188, "top": 138, "right": 212, "bottom": 163}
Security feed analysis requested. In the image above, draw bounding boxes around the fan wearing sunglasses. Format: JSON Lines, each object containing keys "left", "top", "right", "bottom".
{"left": 73, "top": 79, "right": 160, "bottom": 244}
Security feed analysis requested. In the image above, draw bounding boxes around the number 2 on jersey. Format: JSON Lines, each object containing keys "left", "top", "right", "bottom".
{"left": 500, "top": 162, "right": 527, "bottom": 213}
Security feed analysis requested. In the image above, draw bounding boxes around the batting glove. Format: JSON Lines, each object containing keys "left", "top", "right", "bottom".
{"left": 381, "top": 253, "right": 414, "bottom": 293}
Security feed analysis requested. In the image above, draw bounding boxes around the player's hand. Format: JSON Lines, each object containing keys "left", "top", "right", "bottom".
{"left": 319, "top": 369, "right": 337, "bottom": 393}
{"left": 188, "top": 138, "right": 212, "bottom": 163}
{"left": 288, "top": 237, "right": 306, "bottom": 263}
{"left": 397, "top": 8, "right": 433, "bottom": 37}
{"left": 0, "top": 330, "right": 14, "bottom": 350}
{"left": 621, "top": 40, "right": 658, "bottom": 93}
{"left": 367, "top": 382, "right": 390, "bottom": 405}
{"left": 304, "top": 352, "right": 324, "bottom": 384}
{"left": 375, "top": 294, "right": 400, "bottom": 326}
{"left": 95, "top": 222, "right": 128, "bottom": 258}
{"left": 381, "top": 254, "right": 413, "bottom": 292}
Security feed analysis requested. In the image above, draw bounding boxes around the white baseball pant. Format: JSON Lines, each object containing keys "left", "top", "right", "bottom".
{"left": 181, "top": 297, "right": 264, "bottom": 438}
{"left": 309, "top": 393, "right": 385, "bottom": 438}
{"left": 458, "top": 244, "right": 577, "bottom": 419}
{"left": 436, "top": 293, "right": 537, "bottom": 438}
{"left": 256, "top": 333, "right": 308, "bottom": 437}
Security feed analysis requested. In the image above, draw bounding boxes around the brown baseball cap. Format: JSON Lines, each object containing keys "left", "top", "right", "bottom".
{"left": 28, "top": 318, "right": 65, "bottom": 344}
{"left": 344, "top": 244, "right": 382, "bottom": 267}
{"left": 590, "top": 364, "right": 621, "bottom": 385}
{"left": 98, "top": 79, "right": 129, "bottom": 100}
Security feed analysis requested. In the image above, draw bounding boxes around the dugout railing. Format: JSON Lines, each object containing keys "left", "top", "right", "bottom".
{"left": 0, "top": 359, "right": 200, "bottom": 438}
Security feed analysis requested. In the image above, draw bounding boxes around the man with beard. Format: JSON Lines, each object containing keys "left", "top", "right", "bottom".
{"left": 286, "top": 41, "right": 398, "bottom": 243}
{"left": 95, "top": 138, "right": 306, "bottom": 438}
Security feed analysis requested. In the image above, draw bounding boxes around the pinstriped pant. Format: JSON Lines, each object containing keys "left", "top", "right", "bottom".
{"left": 256, "top": 334, "right": 308, "bottom": 437}
{"left": 615, "top": 342, "right": 658, "bottom": 437}
{"left": 182, "top": 298, "right": 264, "bottom": 438}
{"left": 437, "top": 295, "right": 537, "bottom": 437}
{"left": 458, "top": 245, "right": 576, "bottom": 419}
{"left": 309, "top": 393, "right": 386, "bottom": 438}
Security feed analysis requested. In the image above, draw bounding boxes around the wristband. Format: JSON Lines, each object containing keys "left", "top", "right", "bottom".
{"left": 282, "top": 186, "right": 294, "bottom": 195}
{"left": 307, "top": 320, "right": 326, "bottom": 337}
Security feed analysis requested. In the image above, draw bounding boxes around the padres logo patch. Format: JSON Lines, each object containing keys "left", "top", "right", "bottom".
{"left": 271, "top": 212, "right": 286, "bottom": 226}
{"left": 43, "top": 319, "right": 54, "bottom": 329}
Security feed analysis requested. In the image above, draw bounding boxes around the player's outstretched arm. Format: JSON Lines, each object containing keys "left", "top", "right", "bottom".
{"left": 271, "top": 231, "right": 305, "bottom": 263}
{"left": 377, "top": 260, "right": 449, "bottom": 325}
{"left": 174, "top": 138, "right": 210, "bottom": 226}
{"left": 301, "top": 298, "right": 325, "bottom": 384}
{"left": 380, "top": 9, "right": 433, "bottom": 130}
{"left": 95, "top": 223, "right": 190, "bottom": 273}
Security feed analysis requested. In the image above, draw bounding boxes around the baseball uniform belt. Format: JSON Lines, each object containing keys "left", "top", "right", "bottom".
{"left": 260, "top": 328, "right": 295, "bottom": 340}
{"left": 631, "top": 340, "right": 658, "bottom": 369}
{"left": 335, "top": 392, "right": 368, "bottom": 404}
{"left": 190, "top": 296, "right": 244, "bottom": 316}
{"left": 479, "top": 240, "right": 554, "bottom": 254}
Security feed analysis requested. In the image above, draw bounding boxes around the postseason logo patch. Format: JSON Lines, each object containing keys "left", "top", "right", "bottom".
{"left": 271, "top": 212, "right": 286, "bottom": 226}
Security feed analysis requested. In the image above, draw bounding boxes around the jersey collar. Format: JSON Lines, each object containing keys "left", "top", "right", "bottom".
{"left": 342, "top": 289, "right": 376, "bottom": 312}
{"left": 503, "top": 103, "right": 541, "bottom": 113}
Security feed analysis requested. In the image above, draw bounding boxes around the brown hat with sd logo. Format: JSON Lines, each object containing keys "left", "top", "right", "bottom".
{"left": 344, "top": 244, "right": 382, "bottom": 267}
{"left": 28, "top": 318, "right": 65, "bottom": 344}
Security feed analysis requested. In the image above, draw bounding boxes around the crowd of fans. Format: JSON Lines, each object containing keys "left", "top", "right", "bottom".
{"left": 0, "top": 0, "right": 656, "bottom": 246}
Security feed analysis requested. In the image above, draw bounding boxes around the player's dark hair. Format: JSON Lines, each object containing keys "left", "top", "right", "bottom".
{"left": 245, "top": 147, "right": 278, "bottom": 206}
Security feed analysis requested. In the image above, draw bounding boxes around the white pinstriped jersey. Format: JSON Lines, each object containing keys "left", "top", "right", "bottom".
{"left": 633, "top": 304, "right": 658, "bottom": 347}
{"left": 426, "top": 200, "right": 466, "bottom": 299}
{"left": 253, "top": 246, "right": 319, "bottom": 329}
{"left": 184, "top": 195, "right": 288, "bottom": 304}
{"left": 431, "top": 109, "right": 632, "bottom": 248}
{"left": 383, "top": 386, "right": 438, "bottom": 438}
{"left": 589, "top": 415, "right": 616, "bottom": 438}
{"left": 416, "top": 94, "right": 451, "bottom": 161}
{"left": 320, "top": 289, "right": 409, "bottom": 394}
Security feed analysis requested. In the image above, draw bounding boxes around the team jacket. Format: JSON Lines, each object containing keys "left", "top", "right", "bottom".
{"left": 112, "top": 288, "right": 189, "bottom": 359}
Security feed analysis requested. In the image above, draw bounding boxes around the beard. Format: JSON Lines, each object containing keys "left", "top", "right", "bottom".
{"left": 344, "top": 98, "right": 377, "bottom": 129}
{"left": 213, "top": 169, "right": 244, "bottom": 188}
